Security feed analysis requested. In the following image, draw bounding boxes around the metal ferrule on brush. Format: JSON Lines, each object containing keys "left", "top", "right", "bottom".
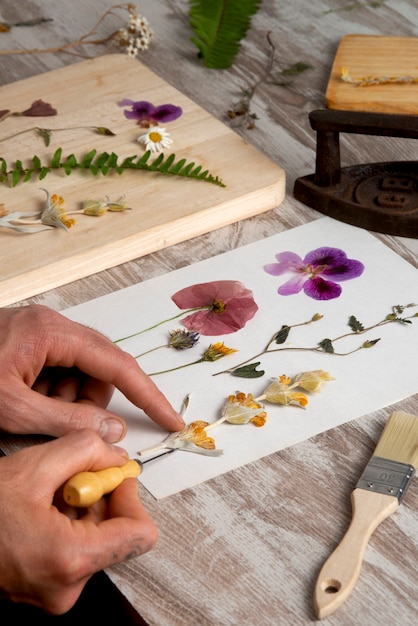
{"left": 356, "top": 456, "right": 416, "bottom": 503}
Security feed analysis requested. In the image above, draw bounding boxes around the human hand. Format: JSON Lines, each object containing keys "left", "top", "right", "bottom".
{"left": 0, "top": 429, "right": 157, "bottom": 614}
{"left": 0, "top": 304, "right": 184, "bottom": 441}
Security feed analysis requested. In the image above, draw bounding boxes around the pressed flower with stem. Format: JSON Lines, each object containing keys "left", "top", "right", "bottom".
{"left": 114, "top": 280, "right": 258, "bottom": 343}
{"left": 264, "top": 246, "right": 364, "bottom": 300}
{"left": 0, "top": 190, "right": 131, "bottom": 234}
{"left": 0, "top": 125, "right": 115, "bottom": 147}
{"left": 145, "top": 342, "right": 238, "bottom": 377}
{"left": 213, "top": 303, "right": 418, "bottom": 377}
{"left": 0, "top": 4, "right": 153, "bottom": 59}
{"left": 0, "top": 99, "right": 57, "bottom": 123}
{"left": 138, "top": 369, "right": 334, "bottom": 457}
{"left": 134, "top": 329, "right": 200, "bottom": 359}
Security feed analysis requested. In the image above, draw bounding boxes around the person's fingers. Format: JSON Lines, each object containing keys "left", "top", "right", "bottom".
{"left": 70, "top": 479, "right": 158, "bottom": 567}
{"left": 34, "top": 368, "right": 114, "bottom": 408}
{"left": 7, "top": 305, "right": 184, "bottom": 432}
{"left": 12, "top": 429, "right": 130, "bottom": 498}
{"left": 0, "top": 381, "right": 127, "bottom": 442}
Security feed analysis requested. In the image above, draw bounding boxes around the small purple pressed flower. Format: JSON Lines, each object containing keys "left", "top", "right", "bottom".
{"left": 264, "top": 246, "right": 365, "bottom": 301}
{"left": 118, "top": 99, "right": 182, "bottom": 127}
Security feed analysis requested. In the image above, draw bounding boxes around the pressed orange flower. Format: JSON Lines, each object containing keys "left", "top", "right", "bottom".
{"left": 202, "top": 342, "right": 238, "bottom": 361}
{"left": 138, "top": 419, "right": 222, "bottom": 457}
{"left": 257, "top": 371, "right": 334, "bottom": 409}
{"left": 222, "top": 392, "right": 267, "bottom": 427}
{"left": 146, "top": 342, "right": 237, "bottom": 376}
{"left": 41, "top": 190, "right": 75, "bottom": 230}
{"left": 293, "top": 370, "right": 335, "bottom": 393}
{"left": 179, "top": 420, "right": 217, "bottom": 450}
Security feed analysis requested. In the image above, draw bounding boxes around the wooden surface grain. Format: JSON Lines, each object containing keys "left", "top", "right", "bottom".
{"left": 1, "top": 1, "right": 418, "bottom": 625}
{"left": 0, "top": 54, "right": 284, "bottom": 305}
{"left": 326, "top": 34, "right": 418, "bottom": 114}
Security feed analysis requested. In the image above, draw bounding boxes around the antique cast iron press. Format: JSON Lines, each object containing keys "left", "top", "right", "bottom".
{"left": 293, "top": 109, "right": 418, "bottom": 238}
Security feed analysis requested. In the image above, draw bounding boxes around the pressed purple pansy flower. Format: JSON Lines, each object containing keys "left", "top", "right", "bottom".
{"left": 118, "top": 99, "right": 182, "bottom": 127}
{"left": 264, "top": 247, "right": 365, "bottom": 300}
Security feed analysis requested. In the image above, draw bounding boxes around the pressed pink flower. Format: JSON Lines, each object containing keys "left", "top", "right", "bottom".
{"left": 264, "top": 247, "right": 364, "bottom": 300}
{"left": 171, "top": 280, "right": 259, "bottom": 335}
{"left": 20, "top": 99, "right": 57, "bottom": 117}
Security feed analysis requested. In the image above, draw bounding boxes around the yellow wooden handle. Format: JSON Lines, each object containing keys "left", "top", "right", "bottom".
{"left": 63, "top": 459, "right": 142, "bottom": 508}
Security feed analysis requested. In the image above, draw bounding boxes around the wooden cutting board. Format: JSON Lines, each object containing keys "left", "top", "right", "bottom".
{"left": 326, "top": 35, "right": 418, "bottom": 114}
{"left": 0, "top": 55, "right": 285, "bottom": 306}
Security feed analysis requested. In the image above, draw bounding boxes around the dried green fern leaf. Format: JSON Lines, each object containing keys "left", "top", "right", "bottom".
{"left": 188, "top": 0, "right": 261, "bottom": 68}
{"left": 0, "top": 150, "right": 226, "bottom": 188}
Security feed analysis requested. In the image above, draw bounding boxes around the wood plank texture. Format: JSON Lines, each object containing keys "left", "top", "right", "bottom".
{"left": 0, "top": 55, "right": 284, "bottom": 306}
{"left": 1, "top": 1, "right": 418, "bottom": 625}
{"left": 326, "top": 35, "right": 418, "bottom": 114}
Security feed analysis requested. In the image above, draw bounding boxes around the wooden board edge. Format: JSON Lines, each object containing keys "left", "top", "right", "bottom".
{"left": 1, "top": 176, "right": 285, "bottom": 306}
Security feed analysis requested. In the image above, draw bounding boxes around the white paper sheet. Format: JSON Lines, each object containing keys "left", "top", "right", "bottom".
{"left": 63, "top": 218, "right": 418, "bottom": 498}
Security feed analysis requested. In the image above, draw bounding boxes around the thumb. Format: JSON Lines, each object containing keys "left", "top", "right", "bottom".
{"left": 3, "top": 385, "right": 127, "bottom": 443}
{"left": 7, "top": 429, "right": 130, "bottom": 501}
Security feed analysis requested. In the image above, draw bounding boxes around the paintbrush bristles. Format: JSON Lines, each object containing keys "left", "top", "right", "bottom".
{"left": 374, "top": 411, "right": 418, "bottom": 468}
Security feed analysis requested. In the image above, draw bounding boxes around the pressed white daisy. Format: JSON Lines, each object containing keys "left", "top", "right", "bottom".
{"left": 126, "top": 41, "right": 138, "bottom": 58}
{"left": 137, "top": 127, "right": 173, "bottom": 152}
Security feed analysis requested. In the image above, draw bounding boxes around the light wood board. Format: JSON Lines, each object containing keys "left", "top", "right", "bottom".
{"left": 326, "top": 35, "right": 418, "bottom": 114}
{"left": 0, "top": 55, "right": 285, "bottom": 306}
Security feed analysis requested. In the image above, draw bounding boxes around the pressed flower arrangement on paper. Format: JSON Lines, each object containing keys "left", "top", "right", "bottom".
{"left": 62, "top": 217, "right": 418, "bottom": 498}
{"left": 111, "top": 248, "right": 417, "bottom": 461}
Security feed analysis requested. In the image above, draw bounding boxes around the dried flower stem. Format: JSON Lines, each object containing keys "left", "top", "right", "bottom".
{"left": 114, "top": 307, "right": 207, "bottom": 343}
{"left": 213, "top": 304, "right": 418, "bottom": 376}
{"left": 0, "top": 125, "right": 115, "bottom": 145}
{"left": 341, "top": 66, "right": 418, "bottom": 87}
{"left": 0, "top": 3, "right": 136, "bottom": 57}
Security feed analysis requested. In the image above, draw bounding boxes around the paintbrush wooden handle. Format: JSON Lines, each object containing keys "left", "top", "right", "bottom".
{"left": 63, "top": 459, "right": 142, "bottom": 508}
{"left": 314, "top": 488, "right": 398, "bottom": 619}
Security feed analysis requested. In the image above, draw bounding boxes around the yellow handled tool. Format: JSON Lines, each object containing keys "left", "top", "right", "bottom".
{"left": 63, "top": 459, "right": 143, "bottom": 507}
{"left": 62, "top": 450, "right": 174, "bottom": 508}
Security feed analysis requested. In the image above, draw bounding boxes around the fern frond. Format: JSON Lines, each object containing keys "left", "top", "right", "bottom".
{"left": 188, "top": 0, "right": 262, "bottom": 68}
{"left": 0, "top": 150, "right": 226, "bottom": 188}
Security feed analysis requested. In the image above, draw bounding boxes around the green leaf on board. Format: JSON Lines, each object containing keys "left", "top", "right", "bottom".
{"left": 188, "top": 0, "right": 262, "bottom": 68}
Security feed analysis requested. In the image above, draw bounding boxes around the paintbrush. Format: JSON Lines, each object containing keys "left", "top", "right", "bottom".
{"left": 314, "top": 410, "right": 418, "bottom": 619}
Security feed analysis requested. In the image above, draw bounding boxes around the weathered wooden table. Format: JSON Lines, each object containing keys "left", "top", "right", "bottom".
{"left": 1, "top": 1, "right": 417, "bottom": 624}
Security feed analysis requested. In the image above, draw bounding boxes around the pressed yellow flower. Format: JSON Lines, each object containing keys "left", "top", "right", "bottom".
{"left": 178, "top": 420, "right": 216, "bottom": 450}
{"left": 222, "top": 392, "right": 267, "bottom": 427}
{"left": 146, "top": 341, "right": 237, "bottom": 376}
{"left": 263, "top": 379, "right": 309, "bottom": 408}
{"left": 106, "top": 196, "right": 131, "bottom": 211}
{"left": 40, "top": 189, "right": 75, "bottom": 230}
{"left": 259, "top": 374, "right": 309, "bottom": 408}
{"left": 138, "top": 419, "right": 222, "bottom": 457}
{"left": 258, "top": 370, "right": 334, "bottom": 409}
{"left": 202, "top": 342, "right": 238, "bottom": 362}
{"left": 82, "top": 196, "right": 131, "bottom": 216}
{"left": 0, "top": 203, "right": 7, "bottom": 218}
{"left": 293, "top": 370, "right": 335, "bottom": 393}
{"left": 82, "top": 199, "right": 108, "bottom": 216}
